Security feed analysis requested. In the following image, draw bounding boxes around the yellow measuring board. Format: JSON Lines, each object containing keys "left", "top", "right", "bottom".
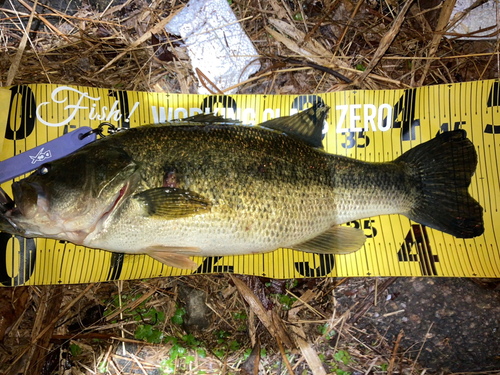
{"left": 0, "top": 81, "right": 499, "bottom": 286}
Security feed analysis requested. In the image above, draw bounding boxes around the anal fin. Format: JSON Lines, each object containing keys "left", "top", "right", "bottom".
{"left": 145, "top": 246, "right": 200, "bottom": 269}
{"left": 292, "top": 226, "right": 366, "bottom": 255}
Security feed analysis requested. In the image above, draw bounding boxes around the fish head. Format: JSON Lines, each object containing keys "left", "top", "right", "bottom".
{"left": 6, "top": 145, "right": 139, "bottom": 243}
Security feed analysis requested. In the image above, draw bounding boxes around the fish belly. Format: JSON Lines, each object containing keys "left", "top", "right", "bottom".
{"left": 84, "top": 188, "right": 341, "bottom": 256}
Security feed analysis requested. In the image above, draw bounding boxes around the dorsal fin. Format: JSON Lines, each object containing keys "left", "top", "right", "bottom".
{"left": 171, "top": 113, "right": 241, "bottom": 126}
{"left": 259, "top": 103, "right": 330, "bottom": 148}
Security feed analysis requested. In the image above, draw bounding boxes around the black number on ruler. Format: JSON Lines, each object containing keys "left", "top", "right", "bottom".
{"left": 294, "top": 254, "right": 335, "bottom": 277}
{"left": 201, "top": 95, "right": 237, "bottom": 114}
{"left": 108, "top": 90, "right": 131, "bottom": 129}
{"left": 436, "top": 121, "right": 466, "bottom": 137}
{"left": 346, "top": 219, "right": 378, "bottom": 238}
{"left": 388, "top": 88, "right": 420, "bottom": 141}
{"left": 62, "top": 125, "right": 77, "bottom": 135}
{"left": 5, "top": 86, "right": 36, "bottom": 140}
{"left": 194, "top": 256, "right": 234, "bottom": 274}
{"left": 484, "top": 81, "right": 500, "bottom": 134}
{"left": 342, "top": 132, "right": 355, "bottom": 149}
{"left": 291, "top": 95, "right": 325, "bottom": 111}
{"left": 341, "top": 131, "right": 370, "bottom": 149}
{"left": 0, "top": 233, "right": 36, "bottom": 286}
{"left": 107, "top": 252, "right": 125, "bottom": 281}
{"left": 397, "top": 224, "right": 438, "bottom": 276}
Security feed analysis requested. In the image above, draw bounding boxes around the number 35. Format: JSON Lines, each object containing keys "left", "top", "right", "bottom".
{"left": 345, "top": 219, "right": 378, "bottom": 238}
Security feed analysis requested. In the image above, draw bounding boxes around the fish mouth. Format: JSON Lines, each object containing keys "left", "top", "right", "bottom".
{"left": 11, "top": 181, "right": 44, "bottom": 219}
{"left": 0, "top": 180, "right": 132, "bottom": 242}
{"left": 0, "top": 186, "right": 25, "bottom": 235}
{"left": 0, "top": 187, "right": 15, "bottom": 213}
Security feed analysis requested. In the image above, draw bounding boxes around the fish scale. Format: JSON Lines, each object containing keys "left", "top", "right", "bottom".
{"left": 90, "top": 124, "right": 340, "bottom": 254}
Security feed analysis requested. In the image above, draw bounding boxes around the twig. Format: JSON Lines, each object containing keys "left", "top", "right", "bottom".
{"left": 364, "top": 357, "right": 379, "bottom": 375}
{"left": 303, "top": 0, "right": 341, "bottom": 43}
{"left": 410, "top": 322, "right": 434, "bottom": 374}
{"left": 286, "top": 289, "right": 326, "bottom": 319}
{"left": 276, "top": 332, "right": 296, "bottom": 375}
{"left": 383, "top": 309, "right": 405, "bottom": 317}
{"left": 33, "top": 284, "right": 95, "bottom": 344}
{"left": 355, "top": 0, "right": 414, "bottom": 85}
{"left": 205, "top": 302, "right": 237, "bottom": 331}
{"left": 101, "top": 345, "right": 113, "bottom": 374}
{"left": 6, "top": 0, "right": 37, "bottom": 85}
{"left": 387, "top": 330, "right": 404, "bottom": 375}
{"left": 96, "top": 14, "right": 254, "bottom": 74}
{"left": 280, "top": 56, "right": 352, "bottom": 83}
{"left": 319, "top": 278, "right": 349, "bottom": 300}
{"left": 332, "top": 314, "right": 346, "bottom": 356}
{"left": 230, "top": 275, "right": 282, "bottom": 345}
{"left": 17, "top": 0, "right": 71, "bottom": 42}
{"left": 105, "top": 287, "right": 157, "bottom": 322}
{"left": 6, "top": 284, "right": 95, "bottom": 373}
{"left": 110, "top": 336, "right": 166, "bottom": 345}
{"left": 96, "top": 16, "right": 172, "bottom": 74}
{"left": 312, "top": 0, "right": 364, "bottom": 92}
{"left": 76, "top": 360, "right": 96, "bottom": 374}
{"left": 222, "top": 67, "right": 309, "bottom": 92}
{"left": 417, "top": 0, "right": 457, "bottom": 86}
{"left": 127, "top": 350, "right": 149, "bottom": 375}
{"left": 446, "top": 0, "right": 489, "bottom": 32}
{"left": 332, "top": 0, "right": 364, "bottom": 57}
{"left": 196, "top": 68, "right": 224, "bottom": 94}
{"left": 349, "top": 278, "right": 398, "bottom": 324}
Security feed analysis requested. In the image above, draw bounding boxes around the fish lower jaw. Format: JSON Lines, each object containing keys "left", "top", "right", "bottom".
{"left": 16, "top": 212, "right": 93, "bottom": 244}
{"left": 20, "top": 226, "right": 88, "bottom": 245}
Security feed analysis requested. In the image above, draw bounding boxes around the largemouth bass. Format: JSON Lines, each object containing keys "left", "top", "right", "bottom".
{"left": 0, "top": 105, "right": 484, "bottom": 269}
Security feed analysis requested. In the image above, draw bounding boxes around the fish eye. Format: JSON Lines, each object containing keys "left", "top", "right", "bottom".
{"left": 39, "top": 164, "right": 51, "bottom": 175}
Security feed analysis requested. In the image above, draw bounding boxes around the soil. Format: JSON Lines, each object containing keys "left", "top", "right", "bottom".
{"left": 342, "top": 277, "right": 500, "bottom": 373}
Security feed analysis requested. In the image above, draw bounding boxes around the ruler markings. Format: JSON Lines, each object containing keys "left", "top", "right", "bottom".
{"left": 479, "top": 82, "right": 500, "bottom": 277}
{"left": 1, "top": 83, "right": 499, "bottom": 283}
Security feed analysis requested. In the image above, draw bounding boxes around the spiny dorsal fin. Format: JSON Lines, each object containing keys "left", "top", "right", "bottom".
{"left": 171, "top": 113, "right": 242, "bottom": 126}
{"left": 259, "top": 103, "right": 330, "bottom": 148}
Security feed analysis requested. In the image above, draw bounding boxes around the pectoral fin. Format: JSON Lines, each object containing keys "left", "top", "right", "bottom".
{"left": 292, "top": 226, "right": 366, "bottom": 254}
{"left": 145, "top": 246, "right": 200, "bottom": 269}
{"left": 134, "top": 187, "right": 211, "bottom": 219}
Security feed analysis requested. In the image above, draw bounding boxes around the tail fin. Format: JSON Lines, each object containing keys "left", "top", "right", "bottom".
{"left": 397, "top": 130, "right": 484, "bottom": 238}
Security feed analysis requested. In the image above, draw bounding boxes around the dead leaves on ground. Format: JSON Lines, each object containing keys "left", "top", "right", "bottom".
{"left": 1, "top": 0, "right": 498, "bottom": 92}
{"left": 0, "top": 275, "right": 427, "bottom": 375}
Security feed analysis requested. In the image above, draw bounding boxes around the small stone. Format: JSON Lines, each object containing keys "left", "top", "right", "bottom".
{"left": 177, "top": 283, "right": 213, "bottom": 333}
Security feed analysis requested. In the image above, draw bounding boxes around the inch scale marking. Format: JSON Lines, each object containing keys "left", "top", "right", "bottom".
{"left": 0, "top": 81, "right": 498, "bottom": 286}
